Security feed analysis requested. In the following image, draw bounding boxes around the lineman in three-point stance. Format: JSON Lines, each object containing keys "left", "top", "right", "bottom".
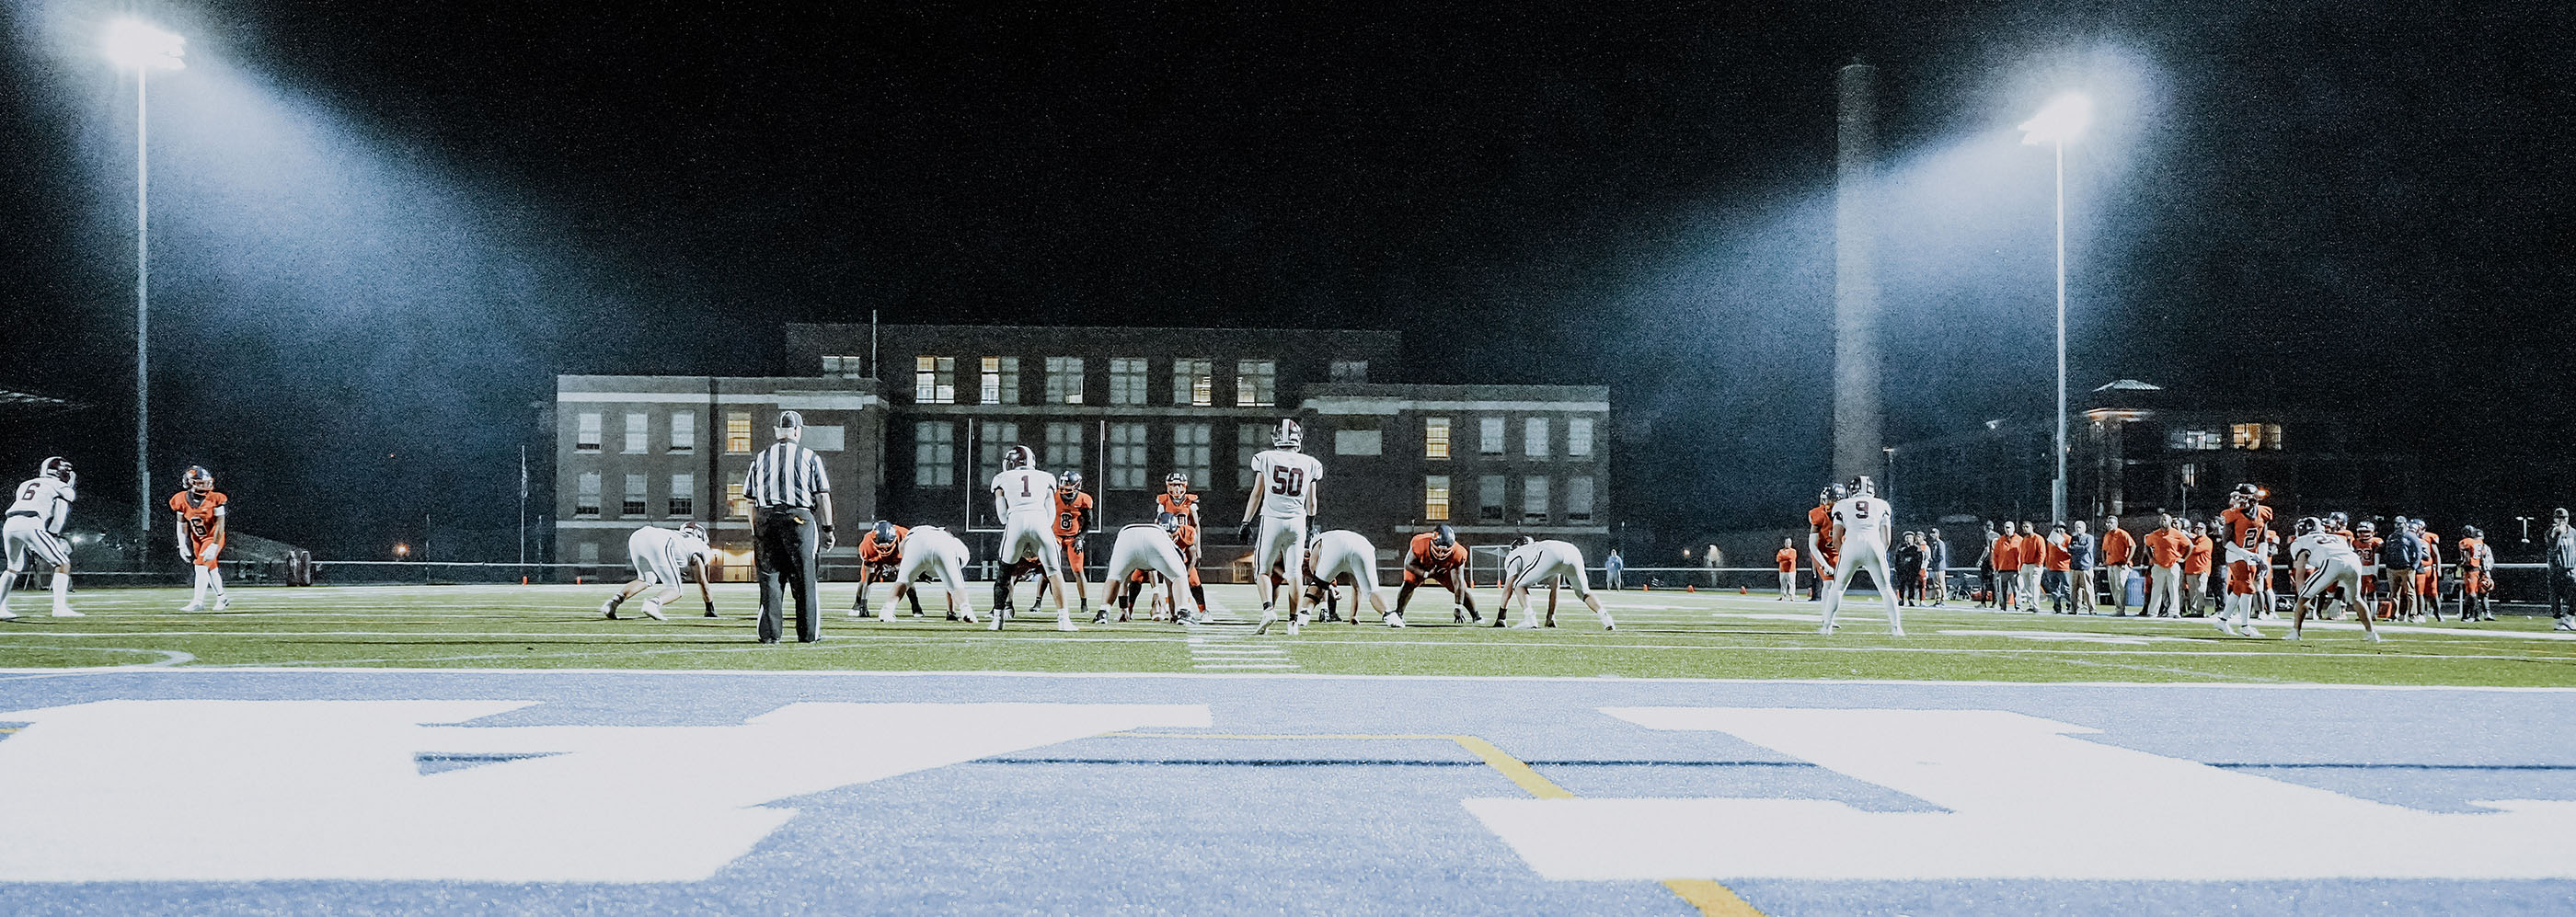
{"left": 1819, "top": 475, "right": 1903, "bottom": 636}
{"left": 1243, "top": 418, "right": 1322, "bottom": 636}
{"left": 1495, "top": 535, "right": 1615, "bottom": 630}
{"left": 601, "top": 522, "right": 716, "bottom": 621}
{"left": 881, "top": 522, "right": 980, "bottom": 624}
{"left": 1304, "top": 528, "right": 1395, "bottom": 627}
{"left": 1102, "top": 512, "right": 1202, "bottom": 624}
{"left": 2284, "top": 516, "right": 2381, "bottom": 642}
{"left": 0, "top": 457, "right": 81, "bottom": 619}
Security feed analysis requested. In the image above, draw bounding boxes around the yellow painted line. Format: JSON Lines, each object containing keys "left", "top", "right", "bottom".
{"left": 1103, "top": 729, "right": 1766, "bottom": 916}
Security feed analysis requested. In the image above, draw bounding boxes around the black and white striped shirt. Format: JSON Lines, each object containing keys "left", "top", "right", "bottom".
{"left": 743, "top": 441, "right": 831, "bottom": 510}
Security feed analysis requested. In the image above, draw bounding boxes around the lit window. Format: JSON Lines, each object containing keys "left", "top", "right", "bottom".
{"left": 1173, "top": 423, "right": 1212, "bottom": 487}
{"left": 1046, "top": 357, "right": 1086, "bottom": 405}
{"left": 1110, "top": 358, "right": 1150, "bottom": 406}
{"left": 725, "top": 412, "right": 752, "bottom": 453}
{"left": 821, "top": 355, "right": 866, "bottom": 378}
{"left": 2267, "top": 423, "right": 2283, "bottom": 450}
{"left": 1424, "top": 476, "right": 1452, "bottom": 522}
{"left": 1045, "top": 422, "right": 1086, "bottom": 471}
{"left": 670, "top": 411, "right": 696, "bottom": 453}
{"left": 2229, "top": 422, "right": 2287, "bottom": 451}
{"left": 1523, "top": 476, "right": 1551, "bottom": 523}
{"left": 669, "top": 474, "right": 694, "bottom": 518}
{"left": 624, "top": 413, "right": 649, "bottom": 453}
{"left": 1238, "top": 424, "right": 1266, "bottom": 489}
{"left": 575, "top": 472, "right": 602, "bottom": 518}
{"left": 1568, "top": 417, "right": 1593, "bottom": 458}
{"left": 978, "top": 422, "right": 1022, "bottom": 484}
{"left": 914, "top": 356, "right": 956, "bottom": 405}
{"left": 1479, "top": 417, "right": 1505, "bottom": 454}
{"left": 623, "top": 475, "right": 648, "bottom": 517}
{"left": 1330, "top": 360, "right": 1368, "bottom": 382}
{"left": 980, "top": 357, "right": 1018, "bottom": 405}
{"left": 1424, "top": 418, "right": 1451, "bottom": 459}
{"left": 914, "top": 422, "right": 955, "bottom": 487}
{"left": 1235, "top": 360, "right": 1276, "bottom": 407}
{"left": 1567, "top": 476, "right": 1594, "bottom": 522}
{"left": 576, "top": 413, "right": 603, "bottom": 453}
{"left": 726, "top": 482, "right": 748, "bottom": 519}
{"left": 1335, "top": 426, "right": 1383, "bottom": 456}
{"left": 1109, "top": 423, "right": 1149, "bottom": 488}
{"left": 2170, "top": 429, "right": 2222, "bottom": 451}
{"left": 1479, "top": 475, "right": 1506, "bottom": 522}
{"left": 1524, "top": 418, "right": 1551, "bottom": 459}
{"left": 1173, "top": 358, "right": 1213, "bottom": 407}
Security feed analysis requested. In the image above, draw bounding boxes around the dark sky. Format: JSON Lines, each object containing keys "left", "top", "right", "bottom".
{"left": 1, "top": 0, "right": 2568, "bottom": 559}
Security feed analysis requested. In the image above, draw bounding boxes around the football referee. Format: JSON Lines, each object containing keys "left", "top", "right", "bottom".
{"left": 745, "top": 410, "right": 835, "bottom": 643}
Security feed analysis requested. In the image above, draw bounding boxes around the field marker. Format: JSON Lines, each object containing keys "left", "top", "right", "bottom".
{"left": 1109, "top": 730, "right": 1764, "bottom": 916}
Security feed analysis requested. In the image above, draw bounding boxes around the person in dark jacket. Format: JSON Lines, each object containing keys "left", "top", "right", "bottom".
{"left": 1892, "top": 532, "right": 1926, "bottom": 605}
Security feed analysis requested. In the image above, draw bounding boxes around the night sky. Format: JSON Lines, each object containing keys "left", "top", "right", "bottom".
{"left": 1, "top": 1, "right": 2567, "bottom": 560}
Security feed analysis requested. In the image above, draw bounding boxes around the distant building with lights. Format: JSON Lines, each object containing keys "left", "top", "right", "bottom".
{"left": 1885, "top": 379, "right": 2421, "bottom": 527}
{"left": 549, "top": 325, "right": 1611, "bottom": 579}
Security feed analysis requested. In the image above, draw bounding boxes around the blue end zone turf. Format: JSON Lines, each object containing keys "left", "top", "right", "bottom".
{"left": 2, "top": 670, "right": 2572, "bottom": 915}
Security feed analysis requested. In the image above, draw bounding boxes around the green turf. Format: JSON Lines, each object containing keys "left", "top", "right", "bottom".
{"left": 2, "top": 583, "right": 2572, "bottom": 686}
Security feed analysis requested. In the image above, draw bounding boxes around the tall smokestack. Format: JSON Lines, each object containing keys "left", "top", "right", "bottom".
{"left": 1833, "top": 59, "right": 1881, "bottom": 485}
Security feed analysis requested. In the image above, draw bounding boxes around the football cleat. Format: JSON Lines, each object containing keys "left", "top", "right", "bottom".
{"left": 0, "top": 607, "right": 16, "bottom": 620}
{"left": 1254, "top": 605, "right": 1277, "bottom": 635}
{"left": 641, "top": 602, "right": 667, "bottom": 621}
{"left": 1055, "top": 609, "right": 1078, "bottom": 632}
{"left": 1386, "top": 613, "right": 1406, "bottom": 628}
{"left": 52, "top": 607, "right": 83, "bottom": 617}
{"left": 179, "top": 601, "right": 204, "bottom": 613}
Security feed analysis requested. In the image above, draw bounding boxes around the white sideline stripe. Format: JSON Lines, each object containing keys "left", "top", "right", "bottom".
{"left": 1191, "top": 663, "right": 1299, "bottom": 670}
{"left": 12, "top": 667, "right": 2576, "bottom": 693}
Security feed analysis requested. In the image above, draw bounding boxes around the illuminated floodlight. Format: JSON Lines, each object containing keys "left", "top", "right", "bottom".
{"left": 104, "top": 17, "right": 186, "bottom": 72}
{"left": 2018, "top": 92, "right": 2090, "bottom": 145}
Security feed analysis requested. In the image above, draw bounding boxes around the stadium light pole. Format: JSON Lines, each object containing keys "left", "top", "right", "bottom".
{"left": 105, "top": 18, "right": 185, "bottom": 566}
{"left": 2019, "top": 92, "right": 2089, "bottom": 527}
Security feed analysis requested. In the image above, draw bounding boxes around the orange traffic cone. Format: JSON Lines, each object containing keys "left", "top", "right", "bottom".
{"left": 1739, "top": 585, "right": 1747, "bottom": 595}
{"left": 1687, "top": 585, "right": 1696, "bottom": 593}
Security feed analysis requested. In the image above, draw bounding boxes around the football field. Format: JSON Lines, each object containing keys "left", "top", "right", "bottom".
{"left": 6, "top": 583, "right": 2576, "bottom": 915}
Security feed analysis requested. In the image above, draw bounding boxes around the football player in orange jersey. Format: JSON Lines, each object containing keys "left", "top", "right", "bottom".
{"left": 1395, "top": 524, "right": 1480, "bottom": 624}
{"left": 170, "top": 465, "right": 230, "bottom": 612}
{"left": 2214, "top": 484, "right": 2274, "bottom": 636}
{"left": 1807, "top": 484, "right": 1843, "bottom": 601}
{"left": 1052, "top": 471, "right": 1097, "bottom": 618}
{"left": 1156, "top": 472, "right": 1202, "bottom": 560}
{"left": 2349, "top": 520, "right": 2384, "bottom": 620}
{"left": 848, "top": 521, "right": 926, "bottom": 619}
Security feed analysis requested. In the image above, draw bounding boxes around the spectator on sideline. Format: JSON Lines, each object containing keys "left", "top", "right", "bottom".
{"left": 1893, "top": 532, "right": 1926, "bottom": 605}
{"left": 2145, "top": 512, "right": 2191, "bottom": 618}
{"left": 2068, "top": 520, "right": 2098, "bottom": 614}
{"left": 1989, "top": 522, "right": 2020, "bottom": 610}
{"left": 2041, "top": 522, "right": 2073, "bottom": 613}
{"left": 1925, "top": 528, "right": 1950, "bottom": 605}
{"left": 1776, "top": 537, "right": 1799, "bottom": 601}
{"left": 2100, "top": 515, "right": 2137, "bottom": 615}
{"left": 2185, "top": 521, "right": 2216, "bottom": 616}
{"left": 2548, "top": 509, "right": 2575, "bottom": 631}
{"left": 2382, "top": 516, "right": 2424, "bottom": 623}
{"left": 2016, "top": 522, "right": 2047, "bottom": 613}
{"left": 1604, "top": 548, "right": 1625, "bottom": 590}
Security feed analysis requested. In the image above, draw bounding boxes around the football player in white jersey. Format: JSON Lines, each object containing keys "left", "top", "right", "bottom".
{"left": 600, "top": 522, "right": 716, "bottom": 622}
{"left": 1301, "top": 528, "right": 1397, "bottom": 627}
{"left": 880, "top": 524, "right": 980, "bottom": 624}
{"left": 1242, "top": 418, "right": 1323, "bottom": 635}
{"left": 0, "top": 457, "right": 82, "bottom": 619}
{"left": 2283, "top": 516, "right": 2381, "bottom": 642}
{"left": 1102, "top": 512, "right": 1202, "bottom": 624}
{"left": 990, "top": 445, "right": 1075, "bottom": 631}
{"left": 1820, "top": 475, "right": 1903, "bottom": 636}
{"left": 1495, "top": 536, "right": 1615, "bottom": 630}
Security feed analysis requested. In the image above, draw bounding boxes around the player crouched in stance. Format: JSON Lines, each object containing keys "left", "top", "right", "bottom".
{"left": 601, "top": 522, "right": 715, "bottom": 621}
{"left": 2214, "top": 483, "right": 2273, "bottom": 637}
{"left": 2284, "top": 516, "right": 2382, "bottom": 642}
{"left": 875, "top": 523, "right": 979, "bottom": 624}
{"left": 1494, "top": 535, "right": 1614, "bottom": 630}
{"left": 170, "top": 465, "right": 230, "bottom": 612}
{"left": 1303, "top": 528, "right": 1397, "bottom": 626}
{"left": 0, "top": 457, "right": 82, "bottom": 619}
{"left": 991, "top": 445, "right": 1077, "bottom": 632}
{"left": 1243, "top": 418, "right": 1322, "bottom": 636}
{"left": 850, "top": 521, "right": 928, "bottom": 619}
{"left": 1819, "top": 476, "right": 1903, "bottom": 636}
{"left": 1103, "top": 512, "right": 1202, "bottom": 624}
{"left": 1395, "top": 524, "right": 1479, "bottom": 624}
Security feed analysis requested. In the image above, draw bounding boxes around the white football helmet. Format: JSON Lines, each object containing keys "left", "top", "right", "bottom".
{"left": 1004, "top": 445, "right": 1036, "bottom": 470}
{"left": 1846, "top": 475, "right": 1875, "bottom": 497}
{"left": 183, "top": 465, "right": 214, "bottom": 493}
{"left": 39, "top": 456, "right": 73, "bottom": 485}
{"left": 1271, "top": 418, "right": 1303, "bottom": 450}
{"left": 679, "top": 522, "right": 707, "bottom": 543}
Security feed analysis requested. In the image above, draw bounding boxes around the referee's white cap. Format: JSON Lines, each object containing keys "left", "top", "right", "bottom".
{"left": 776, "top": 410, "right": 805, "bottom": 430}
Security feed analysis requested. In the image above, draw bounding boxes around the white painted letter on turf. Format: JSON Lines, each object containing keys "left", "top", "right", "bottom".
{"left": 1465, "top": 707, "right": 2576, "bottom": 881}
{"left": 0, "top": 700, "right": 1207, "bottom": 882}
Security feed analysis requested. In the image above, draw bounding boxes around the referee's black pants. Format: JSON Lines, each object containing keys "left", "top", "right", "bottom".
{"left": 2550, "top": 570, "right": 2576, "bottom": 620}
{"left": 756, "top": 506, "right": 821, "bottom": 643}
